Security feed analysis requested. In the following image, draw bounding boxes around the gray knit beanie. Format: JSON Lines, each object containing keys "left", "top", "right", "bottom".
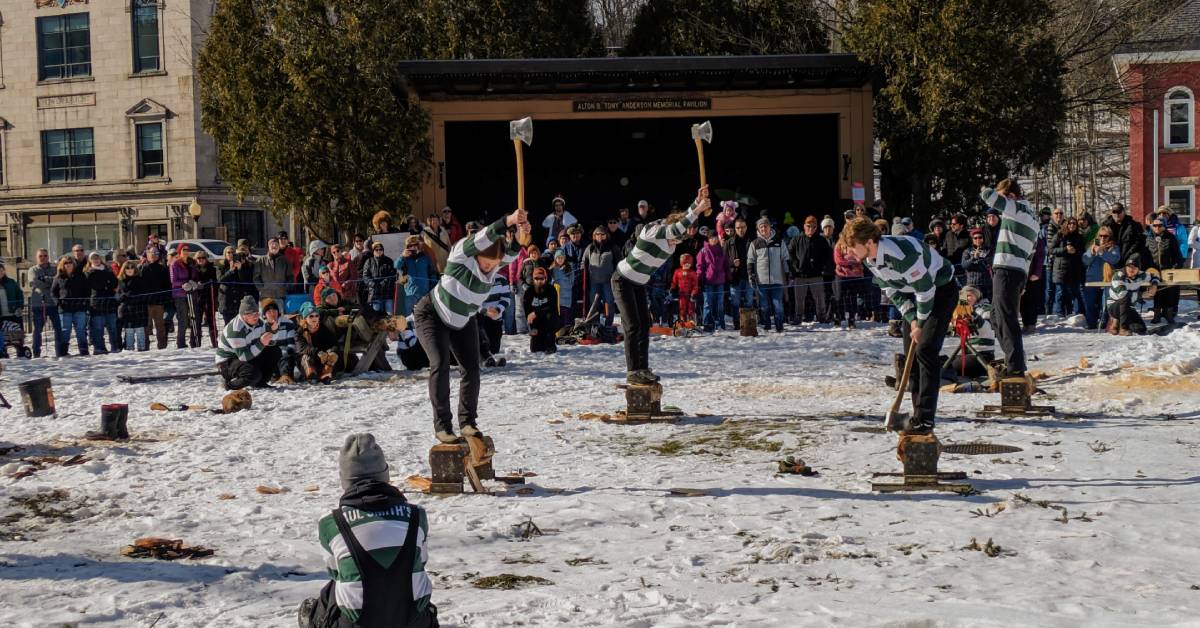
{"left": 339, "top": 433, "right": 390, "bottom": 491}
{"left": 239, "top": 295, "right": 258, "bottom": 315}
{"left": 756, "top": 217, "right": 771, "bottom": 228}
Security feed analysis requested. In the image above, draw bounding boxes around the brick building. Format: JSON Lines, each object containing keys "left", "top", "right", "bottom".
{"left": 1114, "top": 0, "right": 1200, "bottom": 224}
{"left": 0, "top": 0, "right": 279, "bottom": 272}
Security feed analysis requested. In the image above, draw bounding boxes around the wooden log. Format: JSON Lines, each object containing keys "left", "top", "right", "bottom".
{"left": 625, "top": 382, "right": 663, "bottom": 419}
{"left": 429, "top": 443, "right": 466, "bottom": 488}
{"left": 465, "top": 436, "right": 496, "bottom": 481}
{"left": 897, "top": 433, "right": 940, "bottom": 476}
{"left": 738, "top": 308, "right": 758, "bottom": 337}
{"left": 1000, "top": 377, "right": 1031, "bottom": 408}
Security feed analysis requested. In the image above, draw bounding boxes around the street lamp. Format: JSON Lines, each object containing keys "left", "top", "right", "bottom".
{"left": 188, "top": 198, "right": 202, "bottom": 238}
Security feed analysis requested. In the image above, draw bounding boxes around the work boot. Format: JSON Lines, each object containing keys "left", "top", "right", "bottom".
{"left": 1106, "top": 318, "right": 1119, "bottom": 335}
{"left": 639, "top": 369, "right": 660, "bottom": 382}
{"left": 86, "top": 405, "right": 121, "bottom": 440}
{"left": 115, "top": 404, "right": 130, "bottom": 440}
{"left": 297, "top": 598, "right": 318, "bottom": 628}
{"left": 435, "top": 430, "right": 462, "bottom": 444}
{"left": 461, "top": 424, "right": 482, "bottom": 438}
{"left": 319, "top": 363, "right": 334, "bottom": 384}
{"left": 276, "top": 375, "right": 295, "bottom": 385}
{"left": 627, "top": 370, "right": 656, "bottom": 385}
{"left": 484, "top": 356, "right": 497, "bottom": 368}
{"left": 900, "top": 416, "right": 934, "bottom": 435}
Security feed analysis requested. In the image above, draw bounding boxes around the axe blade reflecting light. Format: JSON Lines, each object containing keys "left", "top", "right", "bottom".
{"left": 691, "top": 120, "right": 713, "bottom": 143}
{"left": 510, "top": 117, "right": 533, "bottom": 145}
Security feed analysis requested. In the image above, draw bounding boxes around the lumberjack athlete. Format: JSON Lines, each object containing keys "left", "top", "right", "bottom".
{"left": 414, "top": 209, "right": 530, "bottom": 443}
{"left": 979, "top": 179, "right": 1039, "bottom": 378}
{"left": 613, "top": 186, "right": 711, "bottom": 384}
{"left": 840, "top": 218, "right": 956, "bottom": 434}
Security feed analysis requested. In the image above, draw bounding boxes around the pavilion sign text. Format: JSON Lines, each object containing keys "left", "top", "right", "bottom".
{"left": 572, "top": 98, "right": 712, "bottom": 113}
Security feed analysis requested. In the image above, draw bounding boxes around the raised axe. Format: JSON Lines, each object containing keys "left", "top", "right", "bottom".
{"left": 509, "top": 117, "right": 533, "bottom": 212}
{"left": 884, "top": 346, "right": 916, "bottom": 432}
{"left": 690, "top": 120, "right": 714, "bottom": 215}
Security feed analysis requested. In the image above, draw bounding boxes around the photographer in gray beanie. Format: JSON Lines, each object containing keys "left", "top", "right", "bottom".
{"left": 299, "top": 433, "right": 438, "bottom": 628}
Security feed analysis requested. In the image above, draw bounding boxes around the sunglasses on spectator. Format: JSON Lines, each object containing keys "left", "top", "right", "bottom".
{"left": 372, "top": 246, "right": 384, "bottom": 251}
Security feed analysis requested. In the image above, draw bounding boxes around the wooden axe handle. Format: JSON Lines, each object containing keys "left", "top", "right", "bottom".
{"left": 513, "top": 139, "right": 525, "bottom": 211}
{"left": 694, "top": 138, "right": 712, "bottom": 215}
{"left": 890, "top": 346, "right": 917, "bottom": 417}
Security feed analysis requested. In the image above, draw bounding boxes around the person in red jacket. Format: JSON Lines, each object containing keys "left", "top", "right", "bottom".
{"left": 671, "top": 253, "right": 701, "bottom": 325}
{"left": 278, "top": 231, "right": 304, "bottom": 292}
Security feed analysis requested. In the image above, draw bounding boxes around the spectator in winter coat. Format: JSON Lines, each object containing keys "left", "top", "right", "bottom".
{"left": 302, "top": 240, "right": 329, "bottom": 294}
{"left": 371, "top": 210, "right": 401, "bottom": 237}
{"left": 170, "top": 248, "right": 199, "bottom": 349}
{"left": 715, "top": 200, "right": 740, "bottom": 243}
{"left": 215, "top": 295, "right": 274, "bottom": 390}
{"left": 927, "top": 219, "right": 948, "bottom": 257}
{"left": 1156, "top": 206, "right": 1190, "bottom": 260}
{"left": 541, "top": 196, "right": 578, "bottom": 246}
{"left": 421, "top": 215, "right": 452, "bottom": 274}
{"left": 788, "top": 216, "right": 834, "bottom": 324}
{"left": 28, "top": 248, "right": 64, "bottom": 358}
{"left": 695, "top": 231, "right": 728, "bottom": 332}
{"left": 1107, "top": 254, "right": 1159, "bottom": 335}
{"left": 440, "top": 206, "right": 466, "bottom": 244}
{"left": 361, "top": 242, "right": 398, "bottom": 314}
{"left": 982, "top": 208, "right": 1002, "bottom": 252}
{"left": 327, "top": 244, "right": 359, "bottom": 306}
{"left": 85, "top": 253, "right": 120, "bottom": 354}
{"left": 833, "top": 239, "right": 865, "bottom": 329}
{"left": 255, "top": 238, "right": 292, "bottom": 301}
{"left": 277, "top": 232, "right": 304, "bottom": 292}
{"left": 1049, "top": 218, "right": 1086, "bottom": 317}
{"left": 583, "top": 227, "right": 617, "bottom": 327}
{"left": 295, "top": 302, "right": 351, "bottom": 383}
{"left": 52, "top": 256, "right": 89, "bottom": 356}
{"left": 1043, "top": 208, "right": 1066, "bottom": 310}
{"left": 297, "top": 434, "right": 436, "bottom": 628}
{"left": 518, "top": 245, "right": 544, "bottom": 297}
{"left": 1147, "top": 216, "right": 1184, "bottom": 324}
{"left": 671, "top": 253, "right": 701, "bottom": 324}
{"left": 143, "top": 233, "right": 167, "bottom": 263}
{"left": 0, "top": 262, "right": 22, "bottom": 357}
{"left": 523, "top": 267, "right": 560, "bottom": 354}
{"left": 140, "top": 247, "right": 172, "bottom": 349}
{"left": 218, "top": 252, "right": 258, "bottom": 326}
{"left": 961, "top": 228, "right": 993, "bottom": 299}
{"left": 549, "top": 250, "right": 575, "bottom": 328}
{"left": 396, "top": 235, "right": 439, "bottom": 316}
{"left": 723, "top": 219, "right": 754, "bottom": 320}
{"left": 942, "top": 285, "right": 996, "bottom": 380}
{"left": 259, "top": 298, "right": 298, "bottom": 384}
{"left": 1082, "top": 226, "right": 1120, "bottom": 329}
{"left": 942, "top": 214, "right": 971, "bottom": 274}
{"left": 116, "top": 261, "right": 149, "bottom": 351}
{"left": 747, "top": 217, "right": 788, "bottom": 332}
{"left": 1103, "top": 204, "right": 1146, "bottom": 267}
{"left": 311, "top": 266, "right": 342, "bottom": 308}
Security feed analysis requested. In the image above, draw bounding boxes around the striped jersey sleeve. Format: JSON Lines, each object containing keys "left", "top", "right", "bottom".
{"left": 317, "top": 502, "right": 432, "bottom": 624}
{"left": 483, "top": 276, "right": 512, "bottom": 317}
{"left": 970, "top": 302, "right": 995, "bottom": 352}
{"left": 616, "top": 201, "right": 700, "bottom": 285}
{"left": 214, "top": 317, "right": 267, "bottom": 364}
{"left": 865, "top": 236, "right": 954, "bottom": 325}
{"left": 267, "top": 318, "right": 298, "bottom": 353}
{"left": 980, "top": 187, "right": 1040, "bottom": 274}
{"left": 1108, "top": 270, "right": 1159, "bottom": 306}
{"left": 432, "top": 217, "right": 518, "bottom": 330}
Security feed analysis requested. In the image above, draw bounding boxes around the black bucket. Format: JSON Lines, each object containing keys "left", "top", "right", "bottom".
{"left": 18, "top": 378, "right": 55, "bottom": 418}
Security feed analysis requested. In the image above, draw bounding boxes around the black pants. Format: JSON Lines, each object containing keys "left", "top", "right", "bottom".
{"left": 992, "top": 267, "right": 1027, "bottom": 374}
{"left": 1020, "top": 275, "right": 1043, "bottom": 328}
{"left": 218, "top": 354, "right": 272, "bottom": 390}
{"left": 835, "top": 276, "right": 863, "bottom": 323}
{"left": 612, "top": 275, "right": 650, "bottom": 373}
{"left": 1108, "top": 299, "right": 1146, "bottom": 334}
{"left": 479, "top": 315, "right": 503, "bottom": 359}
{"left": 174, "top": 296, "right": 199, "bottom": 348}
{"left": 259, "top": 345, "right": 296, "bottom": 379}
{"left": 529, "top": 313, "right": 559, "bottom": 354}
{"left": 413, "top": 295, "right": 480, "bottom": 434}
{"left": 1153, "top": 286, "right": 1180, "bottom": 321}
{"left": 900, "top": 281, "right": 958, "bottom": 423}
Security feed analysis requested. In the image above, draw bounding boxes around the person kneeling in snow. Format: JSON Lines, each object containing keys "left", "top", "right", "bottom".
{"left": 524, "top": 266, "right": 560, "bottom": 354}
{"left": 215, "top": 295, "right": 275, "bottom": 390}
{"left": 1106, "top": 254, "right": 1159, "bottom": 336}
{"left": 396, "top": 316, "right": 429, "bottom": 371}
{"left": 298, "top": 433, "right": 438, "bottom": 628}
{"left": 942, "top": 285, "right": 995, "bottom": 381}
{"left": 260, "top": 298, "right": 299, "bottom": 384}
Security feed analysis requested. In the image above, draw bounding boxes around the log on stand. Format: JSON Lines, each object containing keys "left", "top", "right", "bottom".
{"left": 427, "top": 436, "right": 497, "bottom": 495}
{"left": 979, "top": 375, "right": 1055, "bottom": 417}
{"left": 871, "top": 433, "right": 973, "bottom": 495}
{"left": 604, "top": 383, "right": 686, "bottom": 424}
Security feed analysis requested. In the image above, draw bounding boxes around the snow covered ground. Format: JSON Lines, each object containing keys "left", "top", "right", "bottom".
{"left": 2, "top": 315, "right": 1200, "bottom": 627}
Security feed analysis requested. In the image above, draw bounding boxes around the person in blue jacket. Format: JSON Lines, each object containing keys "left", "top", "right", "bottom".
{"left": 395, "top": 235, "right": 439, "bottom": 316}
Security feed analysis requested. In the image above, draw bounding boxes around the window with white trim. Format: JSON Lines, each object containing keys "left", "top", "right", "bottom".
{"left": 1165, "top": 185, "right": 1195, "bottom": 225}
{"left": 1165, "top": 87, "right": 1194, "bottom": 148}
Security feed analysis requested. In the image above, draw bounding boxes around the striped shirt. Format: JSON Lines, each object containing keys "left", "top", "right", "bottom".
{"left": 1108, "top": 270, "right": 1159, "bottom": 306}
{"left": 483, "top": 276, "right": 513, "bottom": 319}
{"left": 432, "top": 218, "right": 519, "bottom": 330}
{"left": 317, "top": 502, "right": 432, "bottom": 623}
{"left": 865, "top": 236, "right": 954, "bottom": 325}
{"left": 969, "top": 302, "right": 995, "bottom": 352}
{"left": 266, "top": 316, "right": 298, "bottom": 354}
{"left": 214, "top": 315, "right": 267, "bottom": 364}
{"left": 616, "top": 201, "right": 701, "bottom": 285}
{"left": 980, "top": 187, "right": 1040, "bottom": 274}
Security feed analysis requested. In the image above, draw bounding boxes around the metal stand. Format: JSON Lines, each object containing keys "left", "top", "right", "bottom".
{"left": 872, "top": 433, "right": 973, "bottom": 494}
{"left": 979, "top": 376, "right": 1055, "bottom": 417}
{"left": 606, "top": 383, "right": 685, "bottom": 424}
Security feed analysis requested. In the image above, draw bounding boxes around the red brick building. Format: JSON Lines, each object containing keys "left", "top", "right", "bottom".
{"left": 1114, "top": 0, "right": 1200, "bottom": 224}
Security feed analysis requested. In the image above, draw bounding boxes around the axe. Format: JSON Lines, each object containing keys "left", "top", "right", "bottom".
{"left": 690, "top": 121, "right": 714, "bottom": 215}
{"left": 510, "top": 117, "right": 533, "bottom": 211}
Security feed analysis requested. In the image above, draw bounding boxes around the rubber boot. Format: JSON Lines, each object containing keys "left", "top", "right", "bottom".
{"left": 115, "top": 404, "right": 130, "bottom": 440}
{"left": 86, "top": 405, "right": 121, "bottom": 440}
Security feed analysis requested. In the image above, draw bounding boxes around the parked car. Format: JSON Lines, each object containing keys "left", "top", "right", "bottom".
{"left": 167, "top": 239, "right": 232, "bottom": 258}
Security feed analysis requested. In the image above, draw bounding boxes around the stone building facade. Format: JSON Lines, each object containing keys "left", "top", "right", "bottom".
{"left": 0, "top": 0, "right": 280, "bottom": 277}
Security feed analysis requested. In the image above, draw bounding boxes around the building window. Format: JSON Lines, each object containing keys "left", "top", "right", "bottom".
{"left": 42, "top": 128, "right": 96, "bottom": 183}
{"left": 137, "top": 123, "right": 164, "bottom": 178}
{"left": 1165, "top": 88, "right": 1194, "bottom": 148}
{"left": 132, "top": 1, "right": 161, "bottom": 73}
{"left": 25, "top": 224, "right": 119, "bottom": 260}
{"left": 221, "top": 209, "right": 265, "bottom": 248}
{"left": 37, "top": 13, "right": 91, "bottom": 82}
{"left": 1165, "top": 186, "right": 1195, "bottom": 225}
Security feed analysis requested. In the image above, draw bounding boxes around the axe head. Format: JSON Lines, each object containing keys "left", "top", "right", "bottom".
{"left": 691, "top": 120, "right": 713, "bottom": 143}
{"left": 510, "top": 117, "right": 533, "bottom": 145}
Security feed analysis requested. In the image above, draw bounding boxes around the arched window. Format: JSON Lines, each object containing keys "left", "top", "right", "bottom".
{"left": 1165, "top": 87, "right": 1194, "bottom": 148}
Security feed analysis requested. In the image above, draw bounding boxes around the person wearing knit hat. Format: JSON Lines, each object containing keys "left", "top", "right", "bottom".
{"left": 214, "top": 295, "right": 275, "bottom": 390}
{"left": 747, "top": 214, "right": 787, "bottom": 331}
{"left": 299, "top": 433, "right": 437, "bottom": 627}
{"left": 1106, "top": 253, "right": 1159, "bottom": 335}
{"left": 788, "top": 215, "right": 833, "bottom": 325}
{"left": 820, "top": 217, "right": 836, "bottom": 243}
{"left": 397, "top": 233, "right": 439, "bottom": 316}
{"left": 259, "top": 297, "right": 299, "bottom": 384}
{"left": 523, "top": 265, "right": 560, "bottom": 354}
{"left": 311, "top": 264, "right": 342, "bottom": 311}
{"left": 296, "top": 295, "right": 351, "bottom": 384}
{"left": 671, "top": 252, "right": 701, "bottom": 324}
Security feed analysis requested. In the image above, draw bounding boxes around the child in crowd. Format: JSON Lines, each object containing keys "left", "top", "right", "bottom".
{"left": 671, "top": 253, "right": 701, "bottom": 326}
